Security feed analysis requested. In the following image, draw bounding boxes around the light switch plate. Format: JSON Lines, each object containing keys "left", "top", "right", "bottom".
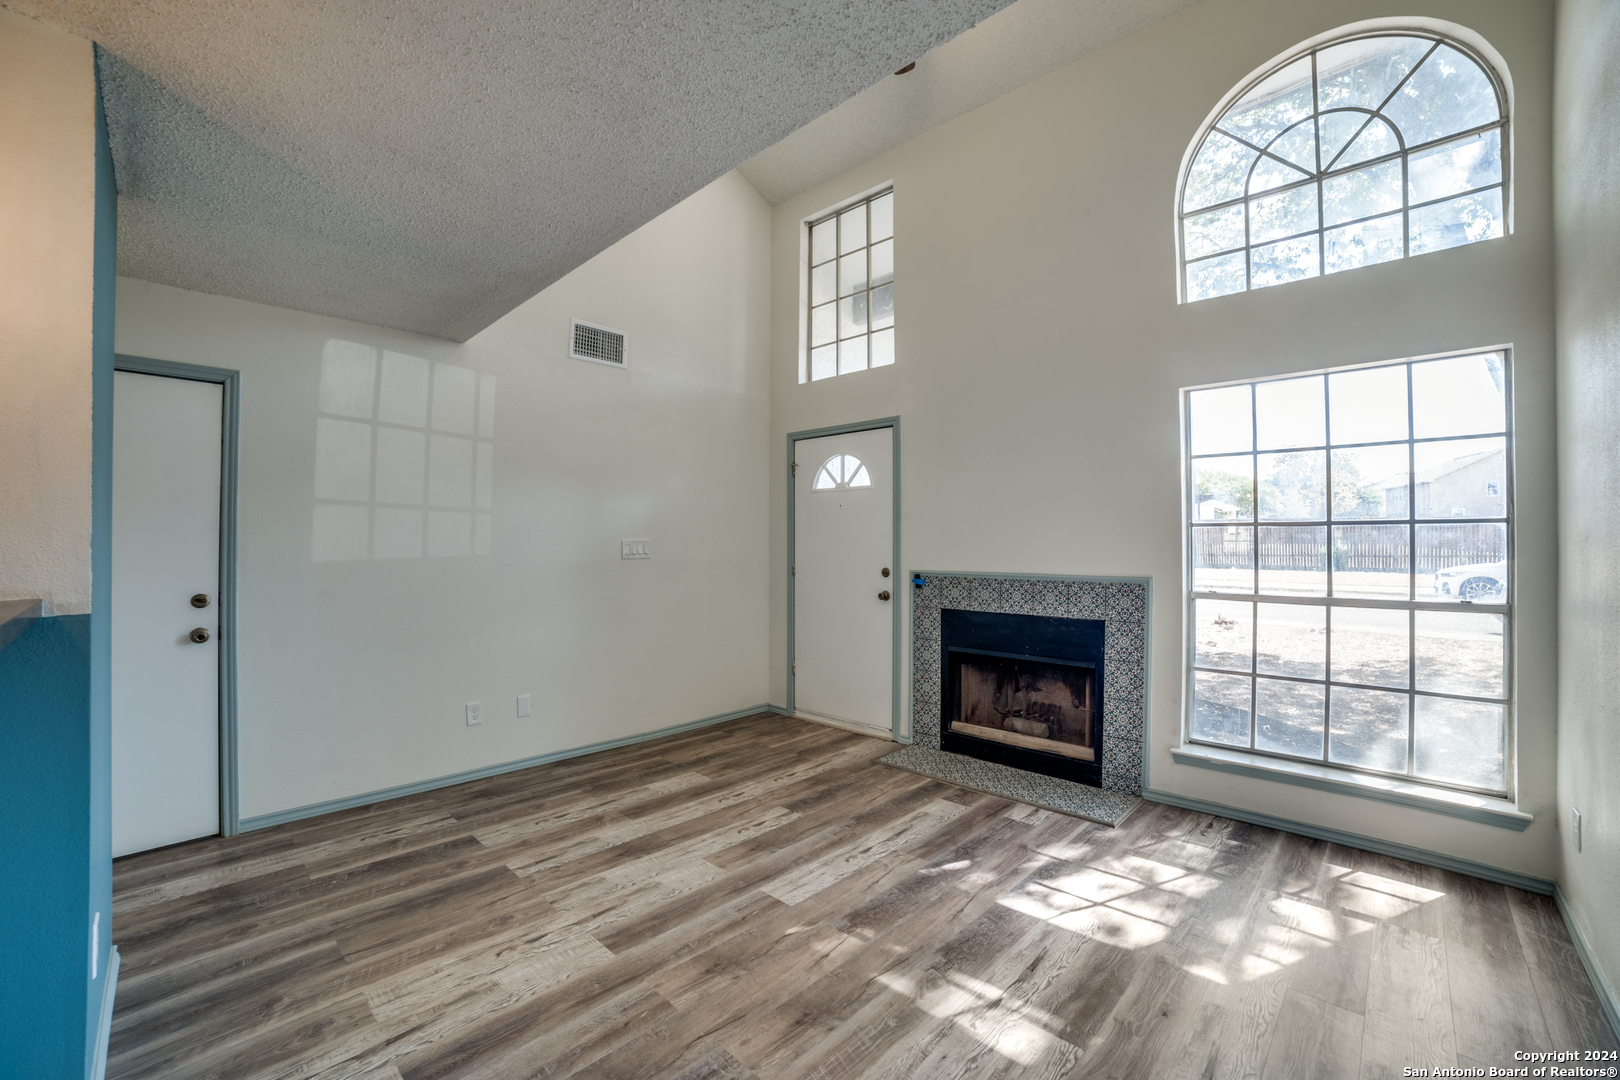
{"left": 517, "top": 694, "right": 532, "bottom": 718}
{"left": 466, "top": 701, "right": 482, "bottom": 726}
{"left": 621, "top": 539, "right": 651, "bottom": 559}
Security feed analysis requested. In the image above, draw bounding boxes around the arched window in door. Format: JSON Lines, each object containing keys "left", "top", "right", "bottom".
{"left": 813, "top": 454, "right": 872, "bottom": 490}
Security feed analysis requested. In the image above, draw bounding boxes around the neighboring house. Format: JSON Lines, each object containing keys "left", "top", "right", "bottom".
{"left": 1380, "top": 448, "right": 1507, "bottom": 518}
{"left": 1195, "top": 498, "right": 1241, "bottom": 520}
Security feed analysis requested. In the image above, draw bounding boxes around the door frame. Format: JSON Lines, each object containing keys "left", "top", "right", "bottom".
{"left": 114, "top": 355, "right": 243, "bottom": 836}
{"left": 787, "top": 416, "right": 904, "bottom": 741}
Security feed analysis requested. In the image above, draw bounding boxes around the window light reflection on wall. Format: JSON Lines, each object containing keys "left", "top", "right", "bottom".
{"left": 312, "top": 340, "right": 495, "bottom": 562}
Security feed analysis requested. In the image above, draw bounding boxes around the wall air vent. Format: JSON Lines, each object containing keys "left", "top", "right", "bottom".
{"left": 570, "top": 320, "right": 627, "bottom": 369}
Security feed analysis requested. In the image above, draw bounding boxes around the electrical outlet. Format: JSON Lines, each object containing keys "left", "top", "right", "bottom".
{"left": 466, "top": 701, "right": 482, "bottom": 726}
{"left": 517, "top": 694, "right": 532, "bottom": 718}
{"left": 621, "top": 539, "right": 651, "bottom": 559}
{"left": 1573, "top": 807, "right": 1582, "bottom": 852}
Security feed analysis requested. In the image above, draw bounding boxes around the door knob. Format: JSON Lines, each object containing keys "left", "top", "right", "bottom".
{"left": 881, "top": 567, "right": 890, "bottom": 577}
{"left": 191, "top": 593, "right": 210, "bottom": 608}
{"left": 189, "top": 627, "right": 211, "bottom": 644}
{"left": 878, "top": 590, "right": 891, "bottom": 601}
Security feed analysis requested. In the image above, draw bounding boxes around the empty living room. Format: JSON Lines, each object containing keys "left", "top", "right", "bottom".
{"left": 2, "top": 0, "right": 1618, "bottom": 1076}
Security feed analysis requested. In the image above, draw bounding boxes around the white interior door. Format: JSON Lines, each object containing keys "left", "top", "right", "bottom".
{"left": 794, "top": 427, "right": 894, "bottom": 735}
{"left": 112, "top": 370, "right": 222, "bottom": 857}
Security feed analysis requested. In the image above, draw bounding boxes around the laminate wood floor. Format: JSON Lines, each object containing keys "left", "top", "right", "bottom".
{"left": 110, "top": 714, "right": 1617, "bottom": 1080}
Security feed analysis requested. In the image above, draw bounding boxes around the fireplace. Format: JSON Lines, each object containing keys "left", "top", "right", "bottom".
{"left": 949, "top": 652, "right": 1096, "bottom": 757}
{"left": 891, "top": 574, "right": 1146, "bottom": 821}
{"left": 940, "top": 608, "right": 1105, "bottom": 787}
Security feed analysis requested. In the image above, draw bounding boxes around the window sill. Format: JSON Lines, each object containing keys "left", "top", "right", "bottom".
{"left": 1170, "top": 744, "right": 1533, "bottom": 831}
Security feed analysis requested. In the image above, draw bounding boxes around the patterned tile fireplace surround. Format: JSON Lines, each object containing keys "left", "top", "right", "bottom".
{"left": 878, "top": 573, "right": 1150, "bottom": 826}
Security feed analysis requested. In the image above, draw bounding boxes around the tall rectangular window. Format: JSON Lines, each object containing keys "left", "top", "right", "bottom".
{"left": 1184, "top": 350, "right": 1512, "bottom": 795}
{"left": 804, "top": 190, "right": 894, "bottom": 382}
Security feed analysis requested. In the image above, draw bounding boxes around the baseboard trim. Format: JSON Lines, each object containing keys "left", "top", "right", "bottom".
{"left": 239, "top": 704, "right": 777, "bottom": 833}
{"left": 91, "top": 945, "right": 119, "bottom": 1080}
{"left": 792, "top": 711, "right": 894, "bottom": 741}
{"left": 1142, "top": 788, "right": 1555, "bottom": 896}
{"left": 1555, "top": 885, "right": 1620, "bottom": 1043}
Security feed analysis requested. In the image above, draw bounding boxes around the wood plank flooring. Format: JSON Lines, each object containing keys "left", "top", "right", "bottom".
{"left": 109, "top": 714, "right": 1618, "bottom": 1079}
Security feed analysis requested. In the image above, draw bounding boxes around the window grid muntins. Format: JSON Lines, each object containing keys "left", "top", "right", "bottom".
{"left": 1180, "top": 33, "right": 1509, "bottom": 302}
{"left": 812, "top": 453, "right": 872, "bottom": 490}
{"left": 805, "top": 191, "right": 894, "bottom": 382}
{"left": 1183, "top": 351, "right": 1513, "bottom": 797}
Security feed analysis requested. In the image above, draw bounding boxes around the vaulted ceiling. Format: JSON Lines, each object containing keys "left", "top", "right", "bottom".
{"left": 737, "top": 0, "right": 1200, "bottom": 206}
{"left": 10, "top": 0, "right": 1022, "bottom": 340}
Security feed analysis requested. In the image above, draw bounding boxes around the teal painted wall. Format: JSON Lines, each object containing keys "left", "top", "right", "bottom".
{"left": 0, "top": 71, "right": 116, "bottom": 1080}
{"left": 0, "top": 616, "right": 94, "bottom": 1078}
{"left": 85, "top": 76, "right": 117, "bottom": 1075}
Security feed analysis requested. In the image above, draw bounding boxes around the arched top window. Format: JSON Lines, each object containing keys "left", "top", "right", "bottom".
{"left": 1179, "top": 31, "right": 1508, "bottom": 303}
{"left": 813, "top": 454, "right": 871, "bottom": 490}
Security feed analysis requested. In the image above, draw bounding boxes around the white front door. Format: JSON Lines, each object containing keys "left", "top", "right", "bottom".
{"left": 794, "top": 427, "right": 894, "bottom": 735}
{"left": 112, "top": 370, "right": 223, "bottom": 857}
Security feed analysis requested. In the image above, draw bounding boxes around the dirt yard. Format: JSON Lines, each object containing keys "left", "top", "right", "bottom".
{"left": 1190, "top": 598, "right": 1506, "bottom": 788}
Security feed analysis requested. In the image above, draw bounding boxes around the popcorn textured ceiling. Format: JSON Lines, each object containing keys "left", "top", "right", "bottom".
{"left": 738, "top": 0, "right": 1202, "bottom": 206}
{"left": 9, "top": 0, "right": 1017, "bottom": 341}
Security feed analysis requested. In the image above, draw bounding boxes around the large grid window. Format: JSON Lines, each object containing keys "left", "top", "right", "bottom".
{"left": 804, "top": 190, "right": 894, "bottom": 382}
{"left": 1179, "top": 32, "right": 1508, "bottom": 303}
{"left": 1184, "top": 350, "right": 1512, "bottom": 795}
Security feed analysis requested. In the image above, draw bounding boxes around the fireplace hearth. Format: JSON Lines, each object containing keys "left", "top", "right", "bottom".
{"left": 888, "top": 573, "right": 1147, "bottom": 822}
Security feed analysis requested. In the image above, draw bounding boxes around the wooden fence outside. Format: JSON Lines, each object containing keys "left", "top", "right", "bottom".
{"left": 1193, "top": 524, "right": 1506, "bottom": 573}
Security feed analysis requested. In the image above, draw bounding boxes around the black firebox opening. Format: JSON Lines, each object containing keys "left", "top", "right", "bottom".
{"left": 940, "top": 609, "right": 1105, "bottom": 787}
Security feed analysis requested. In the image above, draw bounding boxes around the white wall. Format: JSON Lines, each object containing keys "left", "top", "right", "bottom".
{"left": 1554, "top": 0, "right": 1620, "bottom": 1019}
{"left": 768, "top": 0, "right": 1559, "bottom": 878}
{"left": 116, "top": 171, "right": 773, "bottom": 820}
{"left": 0, "top": 10, "right": 97, "bottom": 614}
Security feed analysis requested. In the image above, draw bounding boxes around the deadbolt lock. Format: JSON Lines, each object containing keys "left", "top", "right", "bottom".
{"left": 878, "top": 590, "right": 891, "bottom": 601}
{"left": 189, "top": 627, "right": 211, "bottom": 644}
{"left": 191, "top": 594, "right": 210, "bottom": 608}
{"left": 881, "top": 567, "right": 890, "bottom": 577}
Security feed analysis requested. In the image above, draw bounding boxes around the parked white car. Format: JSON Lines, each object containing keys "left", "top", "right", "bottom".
{"left": 1432, "top": 561, "right": 1506, "bottom": 601}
